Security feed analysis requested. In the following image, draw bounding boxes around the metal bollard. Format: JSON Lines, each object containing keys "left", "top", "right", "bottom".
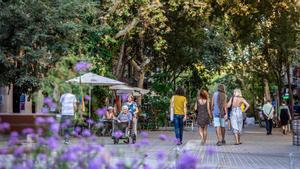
{"left": 289, "top": 153, "right": 295, "bottom": 169}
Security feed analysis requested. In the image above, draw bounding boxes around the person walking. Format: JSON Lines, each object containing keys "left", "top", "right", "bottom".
{"left": 278, "top": 100, "right": 292, "bottom": 135}
{"left": 170, "top": 87, "right": 187, "bottom": 145}
{"left": 227, "top": 89, "right": 249, "bottom": 145}
{"left": 211, "top": 84, "right": 228, "bottom": 146}
{"left": 194, "top": 89, "right": 212, "bottom": 145}
{"left": 59, "top": 88, "right": 77, "bottom": 144}
{"left": 125, "top": 95, "right": 138, "bottom": 138}
{"left": 263, "top": 99, "right": 275, "bottom": 135}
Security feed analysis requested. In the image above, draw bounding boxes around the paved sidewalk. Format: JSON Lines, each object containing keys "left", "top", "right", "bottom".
{"left": 96, "top": 125, "right": 300, "bottom": 169}
{"left": 182, "top": 126, "right": 300, "bottom": 169}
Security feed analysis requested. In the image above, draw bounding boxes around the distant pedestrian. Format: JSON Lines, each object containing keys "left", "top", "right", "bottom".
{"left": 263, "top": 99, "right": 274, "bottom": 135}
{"left": 194, "top": 89, "right": 212, "bottom": 145}
{"left": 170, "top": 87, "right": 187, "bottom": 145}
{"left": 59, "top": 88, "right": 77, "bottom": 144}
{"left": 278, "top": 100, "right": 291, "bottom": 135}
{"left": 211, "top": 84, "right": 228, "bottom": 146}
{"left": 227, "top": 89, "right": 249, "bottom": 145}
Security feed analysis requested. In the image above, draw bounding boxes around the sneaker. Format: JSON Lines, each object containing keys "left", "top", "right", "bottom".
{"left": 222, "top": 140, "right": 226, "bottom": 144}
{"left": 64, "top": 140, "right": 70, "bottom": 145}
{"left": 216, "top": 141, "right": 222, "bottom": 146}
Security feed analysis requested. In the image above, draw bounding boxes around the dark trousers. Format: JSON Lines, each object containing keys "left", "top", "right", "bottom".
{"left": 174, "top": 114, "right": 184, "bottom": 142}
{"left": 265, "top": 119, "right": 273, "bottom": 134}
{"left": 60, "top": 115, "right": 74, "bottom": 140}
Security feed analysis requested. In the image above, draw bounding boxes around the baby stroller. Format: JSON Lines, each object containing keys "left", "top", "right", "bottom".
{"left": 112, "top": 119, "right": 136, "bottom": 144}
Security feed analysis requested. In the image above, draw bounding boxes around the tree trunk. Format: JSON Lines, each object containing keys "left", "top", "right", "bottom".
{"left": 264, "top": 79, "right": 271, "bottom": 101}
{"left": 287, "top": 62, "right": 294, "bottom": 119}
{"left": 113, "top": 40, "right": 126, "bottom": 80}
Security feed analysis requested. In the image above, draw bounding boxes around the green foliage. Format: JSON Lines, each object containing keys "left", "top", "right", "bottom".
{"left": 0, "top": 0, "right": 99, "bottom": 94}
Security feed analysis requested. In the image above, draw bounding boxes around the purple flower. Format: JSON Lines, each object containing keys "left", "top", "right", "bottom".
{"left": 206, "top": 146, "right": 217, "bottom": 156}
{"left": 143, "top": 164, "right": 151, "bottom": 169}
{"left": 140, "top": 131, "right": 149, "bottom": 138}
{"left": 75, "top": 61, "right": 91, "bottom": 72}
{"left": 37, "top": 128, "right": 43, "bottom": 135}
{"left": 10, "top": 131, "right": 18, "bottom": 137}
{"left": 46, "top": 117, "right": 56, "bottom": 124}
{"left": 74, "top": 127, "right": 81, "bottom": 133}
{"left": 60, "top": 152, "right": 77, "bottom": 161}
{"left": 96, "top": 108, "right": 107, "bottom": 116}
{"left": 0, "top": 148, "right": 8, "bottom": 154}
{"left": 44, "top": 97, "right": 53, "bottom": 105}
{"left": 0, "top": 122, "right": 10, "bottom": 131}
{"left": 50, "top": 123, "right": 59, "bottom": 133}
{"left": 61, "top": 119, "right": 71, "bottom": 128}
{"left": 47, "top": 137, "right": 58, "bottom": 149}
{"left": 159, "top": 134, "right": 168, "bottom": 141}
{"left": 25, "top": 159, "right": 34, "bottom": 168}
{"left": 116, "top": 161, "right": 126, "bottom": 169}
{"left": 13, "top": 164, "right": 31, "bottom": 169}
{"left": 88, "top": 158, "right": 103, "bottom": 169}
{"left": 85, "top": 95, "right": 91, "bottom": 101}
{"left": 37, "top": 137, "right": 47, "bottom": 145}
{"left": 113, "top": 130, "right": 123, "bottom": 139}
{"left": 86, "top": 119, "right": 94, "bottom": 125}
{"left": 13, "top": 146, "right": 24, "bottom": 157}
{"left": 68, "top": 145, "right": 82, "bottom": 152}
{"left": 136, "top": 139, "right": 150, "bottom": 147}
{"left": 82, "top": 129, "right": 91, "bottom": 137}
{"left": 22, "top": 128, "right": 34, "bottom": 135}
{"left": 8, "top": 132, "right": 19, "bottom": 146}
{"left": 156, "top": 150, "right": 166, "bottom": 160}
{"left": 37, "top": 153, "right": 47, "bottom": 161}
{"left": 121, "top": 94, "right": 128, "bottom": 102}
{"left": 35, "top": 117, "right": 45, "bottom": 125}
{"left": 176, "top": 153, "right": 198, "bottom": 169}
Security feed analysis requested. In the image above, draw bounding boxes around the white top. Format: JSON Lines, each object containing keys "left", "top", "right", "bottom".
{"left": 60, "top": 93, "right": 77, "bottom": 116}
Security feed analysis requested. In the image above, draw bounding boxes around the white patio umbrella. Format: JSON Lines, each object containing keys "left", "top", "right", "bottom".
{"left": 109, "top": 84, "right": 135, "bottom": 91}
{"left": 66, "top": 72, "right": 125, "bottom": 127}
{"left": 66, "top": 72, "right": 125, "bottom": 86}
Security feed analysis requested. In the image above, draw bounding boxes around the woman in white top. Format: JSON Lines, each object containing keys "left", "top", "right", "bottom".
{"left": 227, "top": 89, "right": 249, "bottom": 145}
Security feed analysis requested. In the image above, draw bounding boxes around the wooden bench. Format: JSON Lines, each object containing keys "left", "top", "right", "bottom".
{"left": 0, "top": 113, "right": 56, "bottom": 134}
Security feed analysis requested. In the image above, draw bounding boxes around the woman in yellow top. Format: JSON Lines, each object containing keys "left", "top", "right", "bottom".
{"left": 170, "top": 87, "right": 187, "bottom": 145}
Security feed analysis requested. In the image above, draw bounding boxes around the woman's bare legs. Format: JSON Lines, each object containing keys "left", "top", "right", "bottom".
{"left": 199, "top": 127, "right": 204, "bottom": 144}
{"left": 203, "top": 125, "right": 208, "bottom": 144}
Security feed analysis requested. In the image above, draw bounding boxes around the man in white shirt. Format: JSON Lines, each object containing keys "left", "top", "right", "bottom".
{"left": 60, "top": 89, "right": 77, "bottom": 144}
{"left": 263, "top": 99, "right": 274, "bottom": 135}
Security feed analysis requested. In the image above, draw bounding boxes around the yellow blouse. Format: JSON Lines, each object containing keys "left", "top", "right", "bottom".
{"left": 173, "top": 95, "right": 187, "bottom": 115}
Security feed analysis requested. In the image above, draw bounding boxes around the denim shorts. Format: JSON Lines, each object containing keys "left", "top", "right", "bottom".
{"left": 214, "top": 117, "right": 225, "bottom": 127}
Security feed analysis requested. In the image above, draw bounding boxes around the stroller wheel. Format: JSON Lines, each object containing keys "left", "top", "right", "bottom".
{"left": 124, "top": 138, "right": 130, "bottom": 144}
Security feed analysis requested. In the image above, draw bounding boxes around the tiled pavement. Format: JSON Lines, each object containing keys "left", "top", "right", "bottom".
{"left": 0, "top": 125, "right": 300, "bottom": 169}
{"left": 96, "top": 126, "right": 300, "bottom": 169}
